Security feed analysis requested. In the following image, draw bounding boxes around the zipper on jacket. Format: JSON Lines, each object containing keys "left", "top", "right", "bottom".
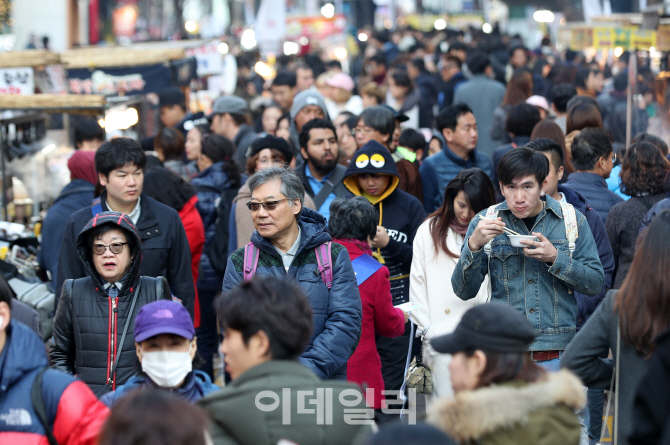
{"left": 108, "top": 297, "right": 118, "bottom": 387}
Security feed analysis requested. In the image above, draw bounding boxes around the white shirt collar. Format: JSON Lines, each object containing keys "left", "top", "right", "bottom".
{"left": 107, "top": 196, "right": 142, "bottom": 225}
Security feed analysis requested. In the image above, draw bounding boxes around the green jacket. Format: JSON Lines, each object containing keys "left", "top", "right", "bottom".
{"left": 199, "top": 360, "right": 373, "bottom": 445}
{"left": 428, "top": 370, "right": 585, "bottom": 445}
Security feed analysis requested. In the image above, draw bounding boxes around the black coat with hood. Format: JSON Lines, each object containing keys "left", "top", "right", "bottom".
{"left": 50, "top": 212, "right": 172, "bottom": 397}
{"left": 56, "top": 191, "right": 195, "bottom": 317}
{"left": 343, "top": 141, "right": 426, "bottom": 306}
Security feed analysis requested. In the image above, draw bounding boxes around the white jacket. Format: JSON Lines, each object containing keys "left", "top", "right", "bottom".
{"left": 409, "top": 220, "right": 490, "bottom": 397}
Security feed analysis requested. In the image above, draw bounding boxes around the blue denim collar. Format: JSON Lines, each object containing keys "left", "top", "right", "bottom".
{"left": 494, "top": 195, "right": 564, "bottom": 220}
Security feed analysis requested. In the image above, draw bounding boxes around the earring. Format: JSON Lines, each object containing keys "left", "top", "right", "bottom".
{"left": 540, "top": 190, "right": 546, "bottom": 196}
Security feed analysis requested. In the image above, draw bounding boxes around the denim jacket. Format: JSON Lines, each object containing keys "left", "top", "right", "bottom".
{"left": 451, "top": 195, "right": 604, "bottom": 350}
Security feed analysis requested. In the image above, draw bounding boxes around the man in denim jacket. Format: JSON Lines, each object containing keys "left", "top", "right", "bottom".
{"left": 452, "top": 147, "right": 604, "bottom": 369}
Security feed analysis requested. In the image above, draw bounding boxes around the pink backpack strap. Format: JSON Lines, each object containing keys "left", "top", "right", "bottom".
{"left": 315, "top": 242, "right": 333, "bottom": 290}
{"left": 243, "top": 243, "right": 260, "bottom": 281}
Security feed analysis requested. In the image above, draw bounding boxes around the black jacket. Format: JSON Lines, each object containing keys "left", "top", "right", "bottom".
{"left": 50, "top": 212, "right": 172, "bottom": 396}
{"left": 56, "top": 191, "right": 195, "bottom": 317}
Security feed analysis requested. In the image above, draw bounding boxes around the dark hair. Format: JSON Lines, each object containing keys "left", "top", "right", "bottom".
{"left": 502, "top": 70, "right": 532, "bottom": 107}
{"left": 530, "top": 119, "right": 566, "bottom": 165}
{"left": 466, "top": 50, "right": 490, "bottom": 75}
{"left": 98, "top": 390, "right": 209, "bottom": 445}
{"left": 471, "top": 351, "right": 547, "bottom": 388}
{"left": 429, "top": 168, "right": 495, "bottom": 258}
{"left": 326, "top": 60, "right": 342, "bottom": 70}
{"left": 410, "top": 57, "right": 426, "bottom": 73}
{"left": 566, "top": 95, "right": 601, "bottom": 114}
{"left": 508, "top": 44, "right": 527, "bottom": 59}
{"left": 526, "top": 137, "right": 564, "bottom": 173}
{"left": 229, "top": 113, "right": 250, "bottom": 127}
{"left": 398, "top": 128, "right": 425, "bottom": 152}
{"left": 370, "top": 53, "right": 387, "bottom": 66}
{"left": 272, "top": 70, "right": 297, "bottom": 88}
{"left": 497, "top": 146, "right": 550, "bottom": 186}
{"left": 571, "top": 127, "right": 614, "bottom": 171}
{"left": 574, "top": 67, "right": 600, "bottom": 89}
{"left": 447, "top": 41, "right": 468, "bottom": 54}
{"left": 215, "top": 277, "right": 313, "bottom": 360}
{"left": 358, "top": 106, "right": 395, "bottom": 145}
{"left": 95, "top": 137, "right": 147, "bottom": 177}
{"left": 613, "top": 72, "right": 628, "bottom": 92}
{"left": 142, "top": 167, "right": 197, "bottom": 212}
{"left": 201, "top": 134, "right": 241, "bottom": 188}
{"left": 74, "top": 119, "right": 104, "bottom": 147}
{"left": 550, "top": 84, "right": 577, "bottom": 113}
{"left": 391, "top": 71, "right": 414, "bottom": 93}
{"left": 328, "top": 196, "right": 377, "bottom": 241}
{"left": 0, "top": 272, "right": 13, "bottom": 307}
{"left": 299, "top": 118, "right": 337, "bottom": 149}
{"left": 616, "top": 209, "right": 670, "bottom": 356}
{"left": 620, "top": 140, "right": 670, "bottom": 196}
{"left": 154, "top": 128, "right": 185, "bottom": 162}
{"left": 87, "top": 223, "right": 139, "bottom": 265}
{"left": 632, "top": 133, "right": 669, "bottom": 156}
{"left": 442, "top": 54, "right": 462, "bottom": 70}
{"left": 566, "top": 103, "right": 603, "bottom": 134}
{"left": 436, "top": 103, "right": 473, "bottom": 133}
{"left": 505, "top": 103, "right": 541, "bottom": 137}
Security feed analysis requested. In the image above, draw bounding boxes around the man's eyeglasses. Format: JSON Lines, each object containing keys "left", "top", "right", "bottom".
{"left": 93, "top": 243, "right": 128, "bottom": 255}
{"left": 246, "top": 198, "right": 289, "bottom": 211}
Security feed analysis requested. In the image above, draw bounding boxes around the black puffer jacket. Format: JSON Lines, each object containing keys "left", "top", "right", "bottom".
{"left": 50, "top": 212, "right": 172, "bottom": 397}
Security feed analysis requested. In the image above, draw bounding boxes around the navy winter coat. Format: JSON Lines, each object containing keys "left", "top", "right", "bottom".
{"left": 222, "top": 208, "right": 362, "bottom": 380}
{"left": 559, "top": 185, "right": 615, "bottom": 328}
{"left": 38, "top": 179, "right": 95, "bottom": 292}
{"left": 564, "top": 172, "right": 624, "bottom": 223}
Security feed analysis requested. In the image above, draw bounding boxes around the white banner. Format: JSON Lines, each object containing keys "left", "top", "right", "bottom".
{"left": 0, "top": 67, "right": 34, "bottom": 95}
{"left": 255, "top": 0, "right": 286, "bottom": 57}
{"left": 186, "top": 42, "right": 224, "bottom": 77}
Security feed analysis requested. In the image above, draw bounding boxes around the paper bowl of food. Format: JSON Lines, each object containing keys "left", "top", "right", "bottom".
{"left": 508, "top": 235, "right": 537, "bottom": 248}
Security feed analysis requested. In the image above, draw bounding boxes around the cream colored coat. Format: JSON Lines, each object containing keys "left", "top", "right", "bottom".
{"left": 409, "top": 221, "right": 490, "bottom": 398}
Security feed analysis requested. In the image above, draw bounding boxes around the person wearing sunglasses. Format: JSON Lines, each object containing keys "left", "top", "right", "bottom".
{"left": 222, "top": 167, "right": 362, "bottom": 381}
{"left": 51, "top": 211, "right": 173, "bottom": 397}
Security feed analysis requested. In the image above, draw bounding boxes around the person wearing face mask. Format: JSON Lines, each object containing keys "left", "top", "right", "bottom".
{"left": 50, "top": 212, "right": 173, "bottom": 397}
{"left": 100, "top": 300, "right": 218, "bottom": 407}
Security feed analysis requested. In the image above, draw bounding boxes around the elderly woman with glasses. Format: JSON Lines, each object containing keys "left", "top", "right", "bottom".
{"left": 50, "top": 211, "right": 172, "bottom": 397}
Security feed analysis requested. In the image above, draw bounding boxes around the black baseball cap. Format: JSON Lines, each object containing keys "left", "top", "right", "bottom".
{"left": 158, "top": 87, "right": 185, "bottom": 107}
{"left": 380, "top": 104, "right": 409, "bottom": 123}
{"left": 431, "top": 303, "right": 536, "bottom": 354}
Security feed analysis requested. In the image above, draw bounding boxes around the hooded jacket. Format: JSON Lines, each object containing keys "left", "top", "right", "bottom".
{"left": 428, "top": 370, "right": 584, "bottom": 445}
{"left": 0, "top": 320, "right": 109, "bottom": 445}
{"left": 50, "top": 212, "right": 173, "bottom": 396}
{"left": 222, "top": 208, "right": 362, "bottom": 380}
{"left": 56, "top": 191, "right": 195, "bottom": 317}
{"left": 343, "top": 141, "right": 426, "bottom": 306}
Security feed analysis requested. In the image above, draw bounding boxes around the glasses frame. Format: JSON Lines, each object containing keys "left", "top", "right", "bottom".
{"left": 246, "top": 198, "right": 289, "bottom": 212}
{"left": 92, "top": 242, "right": 128, "bottom": 256}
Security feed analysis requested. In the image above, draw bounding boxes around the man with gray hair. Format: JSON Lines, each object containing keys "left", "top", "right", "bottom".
{"left": 222, "top": 167, "right": 362, "bottom": 380}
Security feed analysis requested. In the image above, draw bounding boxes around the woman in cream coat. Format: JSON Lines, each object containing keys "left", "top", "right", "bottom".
{"left": 410, "top": 168, "right": 496, "bottom": 397}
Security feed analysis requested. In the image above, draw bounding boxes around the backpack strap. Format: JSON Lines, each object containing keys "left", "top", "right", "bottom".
{"left": 315, "top": 242, "right": 333, "bottom": 290}
{"left": 483, "top": 204, "right": 500, "bottom": 256}
{"left": 31, "top": 368, "right": 59, "bottom": 445}
{"left": 90, "top": 197, "right": 103, "bottom": 217}
{"left": 243, "top": 243, "right": 260, "bottom": 281}
{"left": 559, "top": 201, "right": 579, "bottom": 256}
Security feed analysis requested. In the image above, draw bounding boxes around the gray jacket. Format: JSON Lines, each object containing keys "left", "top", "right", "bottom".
{"left": 562, "top": 291, "right": 650, "bottom": 445}
{"left": 453, "top": 74, "right": 506, "bottom": 158}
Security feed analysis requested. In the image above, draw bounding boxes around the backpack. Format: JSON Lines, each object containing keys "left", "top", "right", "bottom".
{"left": 242, "top": 241, "right": 333, "bottom": 289}
{"left": 482, "top": 200, "right": 579, "bottom": 256}
{"left": 31, "top": 368, "right": 58, "bottom": 445}
{"left": 197, "top": 184, "right": 239, "bottom": 276}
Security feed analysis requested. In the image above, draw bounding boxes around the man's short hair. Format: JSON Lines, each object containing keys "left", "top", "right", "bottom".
{"left": 466, "top": 50, "right": 490, "bottom": 75}
{"left": 370, "top": 54, "right": 387, "bottom": 67}
{"left": 613, "top": 73, "right": 628, "bottom": 92}
{"left": 571, "top": 127, "right": 615, "bottom": 171}
{"left": 154, "top": 127, "right": 185, "bottom": 162}
{"left": 95, "top": 137, "right": 147, "bottom": 177}
{"left": 248, "top": 166, "right": 305, "bottom": 208}
{"left": 295, "top": 63, "right": 312, "bottom": 73}
{"left": 398, "top": 128, "right": 426, "bottom": 152}
{"left": 509, "top": 44, "right": 527, "bottom": 58}
{"left": 505, "top": 103, "right": 541, "bottom": 137}
{"left": 410, "top": 57, "right": 425, "bottom": 73}
{"left": 550, "top": 84, "right": 578, "bottom": 113}
{"left": 358, "top": 106, "right": 395, "bottom": 144}
{"left": 299, "top": 118, "right": 337, "bottom": 150}
{"left": 215, "top": 277, "right": 313, "bottom": 361}
{"left": 272, "top": 71, "right": 297, "bottom": 88}
{"left": 497, "top": 146, "right": 550, "bottom": 186}
{"left": 447, "top": 41, "right": 468, "bottom": 54}
{"left": 442, "top": 55, "right": 462, "bottom": 70}
{"left": 526, "top": 138, "right": 565, "bottom": 172}
{"left": 436, "top": 103, "right": 473, "bottom": 133}
{"left": 328, "top": 196, "right": 377, "bottom": 241}
{"left": 74, "top": 119, "right": 104, "bottom": 147}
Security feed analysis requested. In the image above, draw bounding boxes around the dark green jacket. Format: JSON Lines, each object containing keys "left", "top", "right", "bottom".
{"left": 199, "top": 361, "right": 373, "bottom": 445}
{"left": 428, "top": 370, "right": 584, "bottom": 445}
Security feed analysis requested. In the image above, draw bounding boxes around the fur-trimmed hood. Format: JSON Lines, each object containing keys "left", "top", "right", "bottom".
{"left": 428, "top": 370, "right": 585, "bottom": 443}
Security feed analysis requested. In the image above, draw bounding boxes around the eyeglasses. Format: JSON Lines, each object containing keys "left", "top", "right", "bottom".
{"left": 351, "top": 127, "right": 375, "bottom": 137}
{"left": 246, "top": 198, "right": 289, "bottom": 212}
{"left": 93, "top": 243, "right": 128, "bottom": 255}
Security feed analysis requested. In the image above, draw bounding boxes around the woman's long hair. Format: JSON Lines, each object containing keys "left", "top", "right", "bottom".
{"left": 616, "top": 209, "right": 670, "bottom": 356}
{"left": 142, "top": 167, "right": 196, "bottom": 212}
{"left": 502, "top": 70, "right": 533, "bottom": 107}
{"left": 428, "top": 168, "right": 496, "bottom": 258}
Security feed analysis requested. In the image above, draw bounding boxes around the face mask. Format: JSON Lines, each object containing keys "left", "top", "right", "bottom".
{"left": 141, "top": 344, "right": 193, "bottom": 388}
